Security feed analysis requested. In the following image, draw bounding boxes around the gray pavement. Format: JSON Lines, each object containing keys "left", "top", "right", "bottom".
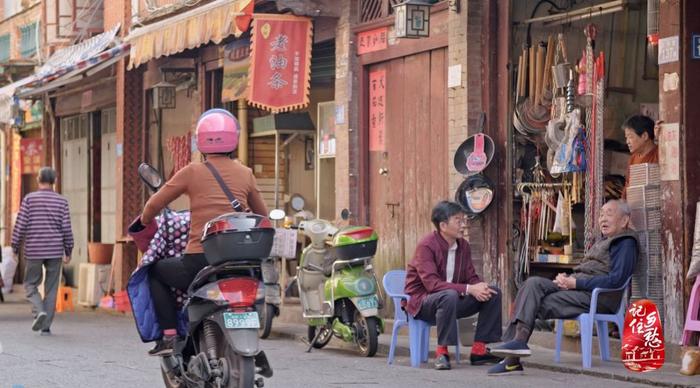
{"left": 0, "top": 288, "right": 673, "bottom": 387}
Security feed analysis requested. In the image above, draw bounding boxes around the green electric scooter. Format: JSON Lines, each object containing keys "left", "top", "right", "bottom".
{"left": 296, "top": 217, "right": 384, "bottom": 357}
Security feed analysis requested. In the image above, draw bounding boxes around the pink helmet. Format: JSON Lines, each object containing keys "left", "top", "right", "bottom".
{"left": 195, "top": 109, "right": 240, "bottom": 154}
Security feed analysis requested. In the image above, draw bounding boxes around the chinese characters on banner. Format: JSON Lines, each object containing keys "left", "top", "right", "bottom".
{"left": 369, "top": 69, "right": 386, "bottom": 152}
{"left": 357, "top": 27, "right": 388, "bottom": 55}
{"left": 622, "top": 299, "right": 665, "bottom": 372}
{"left": 659, "top": 122, "right": 680, "bottom": 181}
{"left": 20, "top": 139, "right": 43, "bottom": 174}
{"left": 10, "top": 133, "right": 21, "bottom": 215}
{"left": 248, "top": 14, "right": 312, "bottom": 113}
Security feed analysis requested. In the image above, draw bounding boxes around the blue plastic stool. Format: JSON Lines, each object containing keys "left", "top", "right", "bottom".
{"left": 554, "top": 277, "right": 631, "bottom": 368}
{"left": 383, "top": 270, "right": 460, "bottom": 367}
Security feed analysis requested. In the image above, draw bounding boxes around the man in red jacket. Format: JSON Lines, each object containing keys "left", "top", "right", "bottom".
{"left": 404, "top": 201, "right": 502, "bottom": 370}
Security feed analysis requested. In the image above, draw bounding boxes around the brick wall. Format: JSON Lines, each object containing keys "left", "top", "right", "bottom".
{"left": 113, "top": 0, "right": 142, "bottom": 237}
{"left": 334, "top": 0, "right": 360, "bottom": 220}
{"left": 103, "top": 0, "right": 128, "bottom": 32}
{"left": 447, "top": 0, "right": 489, "bottom": 278}
{"left": 0, "top": 3, "right": 41, "bottom": 61}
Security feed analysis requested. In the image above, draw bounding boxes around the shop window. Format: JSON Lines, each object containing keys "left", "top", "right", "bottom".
{"left": 60, "top": 114, "right": 90, "bottom": 140}
{"left": 311, "top": 40, "right": 335, "bottom": 85}
{"left": 0, "top": 34, "right": 10, "bottom": 63}
{"left": 359, "top": 0, "right": 405, "bottom": 23}
{"left": 19, "top": 22, "right": 37, "bottom": 58}
{"left": 101, "top": 108, "right": 116, "bottom": 135}
{"left": 205, "top": 69, "right": 224, "bottom": 109}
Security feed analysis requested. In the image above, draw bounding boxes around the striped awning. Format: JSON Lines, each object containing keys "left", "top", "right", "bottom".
{"left": 125, "top": 0, "right": 254, "bottom": 70}
{"left": 16, "top": 43, "right": 131, "bottom": 98}
{"left": 37, "top": 24, "right": 121, "bottom": 79}
{"left": 0, "top": 25, "right": 127, "bottom": 124}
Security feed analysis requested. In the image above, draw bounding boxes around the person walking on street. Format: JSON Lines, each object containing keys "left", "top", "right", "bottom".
{"left": 11, "top": 167, "right": 74, "bottom": 335}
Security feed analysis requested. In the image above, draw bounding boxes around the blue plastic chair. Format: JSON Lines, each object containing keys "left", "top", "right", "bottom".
{"left": 554, "top": 277, "right": 632, "bottom": 368}
{"left": 382, "top": 269, "right": 460, "bottom": 367}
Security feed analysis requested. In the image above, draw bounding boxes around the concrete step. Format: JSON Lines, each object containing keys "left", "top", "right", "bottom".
{"left": 267, "top": 319, "right": 699, "bottom": 388}
{"left": 275, "top": 299, "right": 689, "bottom": 365}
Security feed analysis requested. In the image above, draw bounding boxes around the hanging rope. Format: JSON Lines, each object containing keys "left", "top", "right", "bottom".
{"left": 583, "top": 24, "right": 598, "bottom": 251}
{"left": 595, "top": 53, "right": 606, "bottom": 238}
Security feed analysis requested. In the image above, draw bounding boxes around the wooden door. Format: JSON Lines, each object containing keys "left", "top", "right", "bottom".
{"left": 101, "top": 108, "right": 117, "bottom": 243}
{"left": 368, "top": 48, "right": 448, "bottom": 279}
{"left": 61, "top": 114, "right": 89, "bottom": 282}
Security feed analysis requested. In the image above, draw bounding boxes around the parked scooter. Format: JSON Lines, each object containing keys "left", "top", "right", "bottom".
{"left": 294, "top": 211, "right": 384, "bottom": 357}
{"left": 128, "top": 163, "right": 276, "bottom": 388}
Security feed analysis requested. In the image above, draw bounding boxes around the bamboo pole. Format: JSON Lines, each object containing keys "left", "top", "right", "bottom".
{"left": 529, "top": 45, "right": 536, "bottom": 98}
{"left": 238, "top": 98, "right": 248, "bottom": 166}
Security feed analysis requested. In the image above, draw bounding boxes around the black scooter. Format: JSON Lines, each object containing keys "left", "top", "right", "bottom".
{"left": 132, "top": 163, "right": 275, "bottom": 388}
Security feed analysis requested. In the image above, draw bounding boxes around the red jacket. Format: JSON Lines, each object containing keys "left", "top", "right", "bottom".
{"left": 404, "top": 231, "right": 481, "bottom": 316}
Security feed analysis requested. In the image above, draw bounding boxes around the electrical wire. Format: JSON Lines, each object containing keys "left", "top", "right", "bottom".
{"left": 72, "top": 0, "right": 105, "bottom": 44}
{"left": 53, "top": 0, "right": 103, "bottom": 40}
{"left": 526, "top": 0, "right": 569, "bottom": 46}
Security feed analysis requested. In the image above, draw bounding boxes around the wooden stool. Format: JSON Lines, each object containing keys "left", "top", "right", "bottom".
{"left": 682, "top": 276, "right": 700, "bottom": 345}
{"left": 56, "top": 286, "right": 75, "bottom": 313}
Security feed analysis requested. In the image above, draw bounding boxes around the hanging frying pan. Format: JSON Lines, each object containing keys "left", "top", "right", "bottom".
{"left": 453, "top": 113, "right": 495, "bottom": 175}
{"left": 455, "top": 174, "right": 495, "bottom": 219}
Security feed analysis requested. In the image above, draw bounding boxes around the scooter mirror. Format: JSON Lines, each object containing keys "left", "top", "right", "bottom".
{"left": 289, "top": 193, "right": 306, "bottom": 212}
{"left": 340, "top": 208, "right": 351, "bottom": 220}
{"left": 269, "top": 209, "right": 286, "bottom": 220}
{"left": 138, "top": 163, "right": 164, "bottom": 192}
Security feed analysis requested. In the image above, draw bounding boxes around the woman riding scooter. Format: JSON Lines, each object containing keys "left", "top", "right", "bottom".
{"left": 138, "top": 108, "right": 268, "bottom": 356}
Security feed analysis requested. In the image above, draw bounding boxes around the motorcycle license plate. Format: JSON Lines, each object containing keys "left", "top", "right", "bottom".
{"left": 223, "top": 312, "right": 260, "bottom": 329}
{"left": 356, "top": 295, "right": 378, "bottom": 311}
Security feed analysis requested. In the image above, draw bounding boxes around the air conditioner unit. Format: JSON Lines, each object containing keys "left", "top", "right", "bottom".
{"left": 78, "top": 263, "right": 111, "bottom": 307}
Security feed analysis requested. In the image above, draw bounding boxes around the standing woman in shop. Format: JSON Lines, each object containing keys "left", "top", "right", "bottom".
{"left": 622, "top": 115, "right": 659, "bottom": 198}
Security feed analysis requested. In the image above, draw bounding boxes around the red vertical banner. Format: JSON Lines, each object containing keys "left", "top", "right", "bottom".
{"left": 369, "top": 69, "right": 386, "bottom": 152}
{"left": 248, "top": 14, "right": 312, "bottom": 113}
{"left": 11, "top": 133, "right": 21, "bottom": 215}
{"left": 20, "top": 138, "right": 43, "bottom": 174}
{"left": 622, "top": 299, "right": 665, "bottom": 372}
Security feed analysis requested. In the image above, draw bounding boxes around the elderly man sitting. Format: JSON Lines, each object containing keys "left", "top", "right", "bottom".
{"left": 487, "top": 199, "right": 639, "bottom": 375}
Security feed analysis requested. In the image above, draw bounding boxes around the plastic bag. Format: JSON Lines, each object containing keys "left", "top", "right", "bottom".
{"left": 1, "top": 247, "right": 18, "bottom": 293}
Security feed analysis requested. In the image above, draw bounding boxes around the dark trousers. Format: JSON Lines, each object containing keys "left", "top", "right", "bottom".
{"left": 503, "top": 276, "right": 616, "bottom": 342}
{"left": 415, "top": 287, "right": 502, "bottom": 346}
{"left": 149, "top": 253, "right": 208, "bottom": 330}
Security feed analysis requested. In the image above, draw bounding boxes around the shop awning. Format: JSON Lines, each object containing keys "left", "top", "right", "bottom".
{"left": 0, "top": 25, "right": 127, "bottom": 121}
{"left": 16, "top": 42, "right": 130, "bottom": 98}
{"left": 0, "top": 75, "right": 38, "bottom": 125}
{"left": 36, "top": 24, "right": 121, "bottom": 81}
{"left": 125, "top": 0, "right": 254, "bottom": 70}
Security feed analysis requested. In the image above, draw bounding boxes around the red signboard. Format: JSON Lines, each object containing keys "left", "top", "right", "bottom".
{"left": 20, "top": 138, "right": 43, "bottom": 175}
{"left": 11, "top": 133, "right": 21, "bottom": 215}
{"left": 357, "top": 27, "right": 388, "bottom": 55}
{"left": 622, "top": 299, "right": 665, "bottom": 372}
{"left": 248, "top": 14, "right": 312, "bottom": 113}
{"left": 369, "top": 69, "right": 386, "bottom": 152}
